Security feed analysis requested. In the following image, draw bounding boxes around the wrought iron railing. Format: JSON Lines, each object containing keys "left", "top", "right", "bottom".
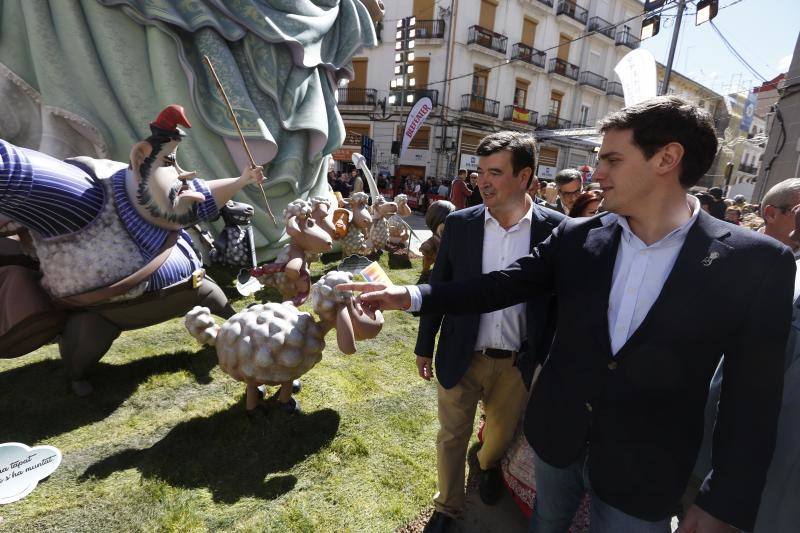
{"left": 503, "top": 105, "right": 539, "bottom": 127}
{"left": 557, "top": 0, "right": 588, "bottom": 24}
{"left": 461, "top": 94, "right": 500, "bottom": 117}
{"left": 540, "top": 114, "right": 571, "bottom": 129}
{"left": 415, "top": 19, "right": 446, "bottom": 39}
{"left": 548, "top": 58, "right": 580, "bottom": 80}
{"left": 467, "top": 25, "right": 508, "bottom": 54}
{"left": 579, "top": 71, "right": 608, "bottom": 91}
{"left": 336, "top": 88, "right": 377, "bottom": 105}
{"left": 616, "top": 30, "right": 641, "bottom": 49}
{"left": 588, "top": 16, "right": 615, "bottom": 39}
{"left": 606, "top": 81, "right": 624, "bottom": 98}
{"left": 511, "top": 43, "right": 546, "bottom": 69}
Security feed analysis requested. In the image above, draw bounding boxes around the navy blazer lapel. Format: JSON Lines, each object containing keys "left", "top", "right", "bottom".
{"left": 530, "top": 204, "right": 556, "bottom": 252}
{"left": 583, "top": 215, "right": 622, "bottom": 357}
{"left": 616, "top": 211, "right": 733, "bottom": 359}
{"left": 466, "top": 206, "right": 485, "bottom": 277}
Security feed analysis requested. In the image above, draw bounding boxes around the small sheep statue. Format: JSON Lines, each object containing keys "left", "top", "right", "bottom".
{"left": 185, "top": 271, "right": 384, "bottom": 415}
{"left": 250, "top": 199, "right": 333, "bottom": 305}
{"left": 368, "top": 196, "right": 397, "bottom": 252}
{"left": 338, "top": 192, "right": 372, "bottom": 257}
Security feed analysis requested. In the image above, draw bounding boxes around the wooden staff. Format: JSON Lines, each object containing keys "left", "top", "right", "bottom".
{"left": 203, "top": 55, "right": 277, "bottom": 226}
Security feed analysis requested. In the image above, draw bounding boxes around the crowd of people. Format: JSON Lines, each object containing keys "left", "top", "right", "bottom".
{"left": 339, "top": 95, "right": 800, "bottom": 533}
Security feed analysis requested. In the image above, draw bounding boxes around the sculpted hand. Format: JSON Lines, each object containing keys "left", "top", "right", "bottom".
{"left": 416, "top": 356, "right": 433, "bottom": 381}
{"left": 335, "top": 282, "right": 412, "bottom": 313}
{"left": 677, "top": 505, "right": 737, "bottom": 533}
{"left": 239, "top": 165, "right": 265, "bottom": 186}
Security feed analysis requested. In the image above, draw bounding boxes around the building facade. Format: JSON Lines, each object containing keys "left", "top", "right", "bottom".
{"left": 334, "top": 0, "right": 643, "bottom": 180}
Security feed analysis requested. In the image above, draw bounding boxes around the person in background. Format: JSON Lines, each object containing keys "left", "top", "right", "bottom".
{"left": 437, "top": 179, "right": 450, "bottom": 198}
{"left": 350, "top": 168, "right": 364, "bottom": 194}
{"left": 695, "top": 192, "right": 714, "bottom": 213}
{"left": 568, "top": 191, "right": 602, "bottom": 218}
{"left": 550, "top": 169, "right": 583, "bottom": 214}
{"left": 467, "top": 172, "right": 483, "bottom": 207}
{"left": 761, "top": 178, "right": 800, "bottom": 255}
{"left": 725, "top": 206, "right": 742, "bottom": 225}
{"left": 706, "top": 187, "right": 726, "bottom": 219}
{"left": 450, "top": 169, "right": 471, "bottom": 210}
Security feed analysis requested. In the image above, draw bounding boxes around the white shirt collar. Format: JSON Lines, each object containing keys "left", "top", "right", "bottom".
{"left": 484, "top": 202, "right": 534, "bottom": 231}
{"left": 603, "top": 194, "right": 700, "bottom": 247}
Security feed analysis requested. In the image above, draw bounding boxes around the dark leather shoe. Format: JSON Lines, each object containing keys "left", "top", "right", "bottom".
{"left": 478, "top": 466, "right": 504, "bottom": 505}
{"left": 422, "top": 511, "right": 453, "bottom": 533}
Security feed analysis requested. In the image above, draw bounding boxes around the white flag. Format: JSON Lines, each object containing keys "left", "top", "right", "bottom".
{"left": 401, "top": 97, "right": 433, "bottom": 158}
{"left": 614, "top": 48, "right": 658, "bottom": 108}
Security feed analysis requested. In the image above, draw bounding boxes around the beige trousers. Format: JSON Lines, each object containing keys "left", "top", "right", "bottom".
{"left": 433, "top": 352, "right": 528, "bottom": 517}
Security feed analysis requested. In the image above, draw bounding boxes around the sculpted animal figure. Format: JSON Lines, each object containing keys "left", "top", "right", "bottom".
{"left": 185, "top": 271, "right": 383, "bottom": 414}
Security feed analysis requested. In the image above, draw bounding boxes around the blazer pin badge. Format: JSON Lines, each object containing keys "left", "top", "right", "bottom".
{"left": 701, "top": 251, "right": 720, "bottom": 267}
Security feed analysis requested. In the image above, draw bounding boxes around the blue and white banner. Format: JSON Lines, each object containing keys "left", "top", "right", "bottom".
{"left": 740, "top": 91, "right": 757, "bottom": 132}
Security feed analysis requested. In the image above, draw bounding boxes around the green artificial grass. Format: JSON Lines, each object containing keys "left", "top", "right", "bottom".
{"left": 0, "top": 254, "right": 461, "bottom": 532}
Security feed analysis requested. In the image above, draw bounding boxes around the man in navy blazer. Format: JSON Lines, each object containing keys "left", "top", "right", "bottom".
{"left": 414, "top": 132, "right": 564, "bottom": 532}
{"left": 341, "top": 96, "right": 795, "bottom": 532}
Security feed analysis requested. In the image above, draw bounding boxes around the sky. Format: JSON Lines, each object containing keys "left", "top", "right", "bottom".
{"left": 640, "top": 0, "right": 798, "bottom": 96}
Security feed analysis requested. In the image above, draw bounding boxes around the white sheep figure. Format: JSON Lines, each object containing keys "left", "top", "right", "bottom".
{"left": 339, "top": 192, "right": 371, "bottom": 257}
{"left": 185, "top": 270, "right": 383, "bottom": 415}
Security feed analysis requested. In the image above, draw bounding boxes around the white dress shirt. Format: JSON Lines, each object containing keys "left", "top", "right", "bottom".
{"left": 606, "top": 195, "right": 700, "bottom": 355}
{"left": 473, "top": 205, "right": 533, "bottom": 352}
{"left": 409, "top": 196, "right": 700, "bottom": 357}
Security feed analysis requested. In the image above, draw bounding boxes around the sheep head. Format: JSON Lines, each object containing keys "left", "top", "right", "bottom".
{"left": 284, "top": 199, "right": 333, "bottom": 255}
{"left": 372, "top": 196, "right": 398, "bottom": 220}
{"left": 394, "top": 194, "right": 412, "bottom": 217}
{"left": 309, "top": 196, "right": 338, "bottom": 239}
{"left": 347, "top": 192, "right": 372, "bottom": 230}
{"left": 311, "top": 271, "right": 383, "bottom": 355}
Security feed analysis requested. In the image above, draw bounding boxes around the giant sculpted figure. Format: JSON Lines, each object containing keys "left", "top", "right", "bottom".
{"left": 0, "top": 105, "right": 263, "bottom": 395}
{"left": 0, "top": 0, "right": 382, "bottom": 259}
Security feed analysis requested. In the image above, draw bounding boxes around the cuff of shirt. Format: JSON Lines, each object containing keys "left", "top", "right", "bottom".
{"left": 192, "top": 178, "right": 220, "bottom": 221}
{"left": 407, "top": 285, "right": 422, "bottom": 312}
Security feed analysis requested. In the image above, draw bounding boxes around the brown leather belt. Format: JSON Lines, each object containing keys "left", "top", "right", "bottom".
{"left": 479, "top": 348, "right": 515, "bottom": 359}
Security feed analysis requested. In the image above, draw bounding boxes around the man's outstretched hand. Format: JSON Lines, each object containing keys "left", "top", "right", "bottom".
{"left": 335, "top": 283, "right": 412, "bottom": 313}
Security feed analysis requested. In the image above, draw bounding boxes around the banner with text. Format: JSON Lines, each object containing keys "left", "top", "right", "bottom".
{"left": 614, "top": 48, "right": 657, "bottom": 108}
{"left": 401, "top": 97, "right": 433, "bottom": 158}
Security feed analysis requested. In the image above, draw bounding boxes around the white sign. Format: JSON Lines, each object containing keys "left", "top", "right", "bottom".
{"left": 0, "top": 442, "right": 62, "bottom": 504}
{"left": 401, "top": 97, "right": 433, "bottom": 158}
{"left": 538, "top": 166, "right": 558, "bottom": 180}
{"left": 614, "top": 48, "right": 658, "bottom": 108}
{"left": 460, "top": 154, "right": 479, "bottom": 171}
{"left": 399, "top": 148, "right": 428, "bottom": 163}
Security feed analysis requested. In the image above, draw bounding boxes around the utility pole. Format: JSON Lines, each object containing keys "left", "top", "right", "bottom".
{"left": 660, "top": 0, "right": 686, "bottom": 95}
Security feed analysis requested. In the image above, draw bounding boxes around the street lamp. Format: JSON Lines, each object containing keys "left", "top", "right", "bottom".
{"left": 640, "top": 15, "right": 660, "bottom": 39}
{"left": 695, "top": 0, "right": 718, "bottom": 25}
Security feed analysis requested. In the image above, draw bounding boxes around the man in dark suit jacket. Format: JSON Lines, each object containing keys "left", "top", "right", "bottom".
{"left": 414, "top": 132, "right": 563, "bottom": 533}
{"left": 341, "top": 96, "right": 795, "bottom": 533}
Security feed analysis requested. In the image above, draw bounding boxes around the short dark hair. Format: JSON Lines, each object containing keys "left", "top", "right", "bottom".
{"left": 476, "top": 131, "right": 537, "bottom": 187}
{"left": 598, "top": 95, "right": 718, "bottom": 188}
{"left": 555, "top": 168, "right": 582, "bottom": 187}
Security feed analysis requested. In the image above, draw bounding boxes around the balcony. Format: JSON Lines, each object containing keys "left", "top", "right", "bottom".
{"left": 616, "top": 30, "right": 640, "bottom": 49}
{"left": 606, "top": 81, "right": 624, "bottom": 99}
{"left": 579, "top": 71, "right": 608, "bottom": 93}
{"left": 503, "top": 105, "right": 539, "bottom": 127}
{"left": 540, "top": 114, "right": 571, "bottom": 129}
{"left": 336, "top": 87, "right": 377, "bottom": 106}
{"left": 587, "top": 16, "right": 615, "bottom": 40}
{"left": 461, "top": 94, "right": 500, "bottom": 118}
{"left": 537, "top": 0, "right": 554, "bottom": 6}
{"left": 511, "top": 43, "right": 546, "bottom": 70}
{"left": 557, "top": 0, "right": 588, "bottom": 26}
{"left": 467, "top": 25, "right": 508, "bottom": 58}
{"left": 548, "top": 58, "right": 579, "bottom": 82}
{"left": 415, "top": 19, "right": 446, "bottom": 40}
{"left": 389, "top": 89, "right": 439, "bottom": 107}
{"left": 738, "top": 163, "right": 759, "bottom": 175}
